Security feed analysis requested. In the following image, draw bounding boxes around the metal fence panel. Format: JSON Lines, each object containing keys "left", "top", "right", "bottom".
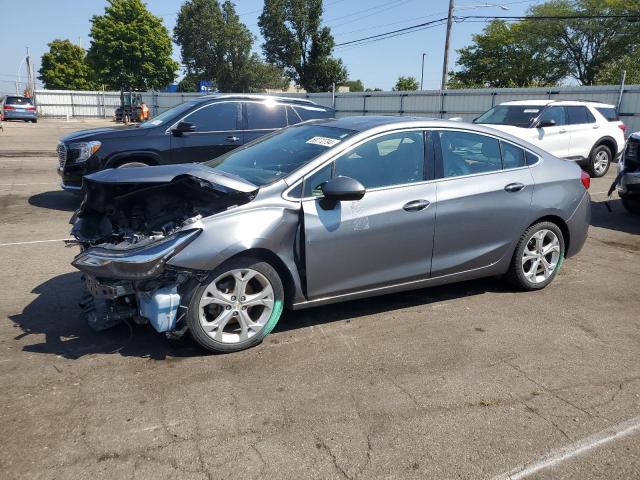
{"left": 33, "top": 85, "right": 640, "bottom": 132}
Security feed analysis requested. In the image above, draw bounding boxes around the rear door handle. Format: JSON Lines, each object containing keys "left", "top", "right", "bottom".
{"left": 226, "top": 136, "right": 240, "bottom": 142}
{"left": 504, "top": 182, "right": 525, "bottom": 193}
{"left": 559, "top": 128, "right": 567, "bottom": 134}
{"left": 403, "top": 199, "right": 431, "bottom": 211}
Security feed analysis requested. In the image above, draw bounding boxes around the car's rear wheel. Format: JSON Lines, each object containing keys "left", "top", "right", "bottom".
{"left": 586, "top": 144, "right": 612, "bottom": 177}
{"left": 621, "top": 195, "right": 640, "bottom": 215}
{"left": 186, "top": 257, "right": 284, "bottom": 353}
{"left": 506, "top": 221, "right": 565, "bottom": 291}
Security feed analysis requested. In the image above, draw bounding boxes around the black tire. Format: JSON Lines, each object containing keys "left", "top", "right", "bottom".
{"left": 586, "top": 144, "right": 612, "bottom": 178}
{"left": 32, "top": 119, "right": 37, "bottom": 123}
{"left": 621, "top": 195, "right": 640, "bottom": 215}
{"left": 506, "top": 221, "right": 565, "bottom": 291}
{"left": 186, "top": 257, "right": 285, "bottom": 353}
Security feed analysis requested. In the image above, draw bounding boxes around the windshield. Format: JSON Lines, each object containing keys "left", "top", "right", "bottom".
{"left": 204, "top": 124, "right": 356, "bottom": 185}
{"left": 475, "top": 105, "right": 543, "bottom": 128}
{"left": 137, "top": 101, "right": 197, "bottom": 128}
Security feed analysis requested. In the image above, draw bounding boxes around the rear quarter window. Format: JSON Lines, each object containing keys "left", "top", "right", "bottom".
{"left": 595, "top": 107, "right": 619, "bottom": 122}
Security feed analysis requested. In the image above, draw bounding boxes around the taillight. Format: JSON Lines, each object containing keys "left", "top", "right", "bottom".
{"left": 581, "top": 170, "right": 591, "bottom": 190}
{"left": 619, "top": 123, "right": 627, "bottom": 132}
{"left": 25, "top": 106, "right": 36, "bottom": 111}
{"left": 3, "top": 105, "right": 15, "bottom": 110}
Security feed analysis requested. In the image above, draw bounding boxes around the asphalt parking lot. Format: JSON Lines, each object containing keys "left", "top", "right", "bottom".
{"left": 0, "top": 119, "right": 639, "bottom": 480}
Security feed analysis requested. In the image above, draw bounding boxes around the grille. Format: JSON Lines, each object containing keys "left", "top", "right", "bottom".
{"left": 57, "top": 143, "right": 67, "bottom": 169}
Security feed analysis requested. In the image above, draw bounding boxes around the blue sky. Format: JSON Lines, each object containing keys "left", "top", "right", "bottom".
{"left": 0, "top": 0, "right": 541, "bottom": 94}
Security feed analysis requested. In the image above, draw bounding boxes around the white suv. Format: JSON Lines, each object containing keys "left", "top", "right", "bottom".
{"left": 474, "top": 100, "right": 626, "bottom": 177}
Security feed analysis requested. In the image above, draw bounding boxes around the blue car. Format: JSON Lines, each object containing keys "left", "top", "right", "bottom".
{"left": 1, "top": 96, "right": 37, "bottom": 122}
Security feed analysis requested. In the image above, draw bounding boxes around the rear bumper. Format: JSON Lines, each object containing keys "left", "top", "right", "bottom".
{"left": 3, "top": 111, "right": 37, "bottom": 120}
{"left": 566, "top": 191, "right": 590, "bottom": 258}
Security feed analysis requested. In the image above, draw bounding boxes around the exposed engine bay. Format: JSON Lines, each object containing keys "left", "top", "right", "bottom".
{"left": 72, "top": 175, "right": 253, "bottom": 247}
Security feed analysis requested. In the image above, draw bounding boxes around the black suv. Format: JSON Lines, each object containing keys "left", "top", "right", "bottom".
{"left": 57, "top": 94, "right": 334, "bottom": 192}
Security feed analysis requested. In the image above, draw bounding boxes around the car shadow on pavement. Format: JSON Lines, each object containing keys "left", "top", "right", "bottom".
{"left": 590, "top": 198, "right": 640, "bottom": 236}
{"left": 9, "top": 272, "right": 200, "bottom": 360}
{"left": 10, "top": 272, "right": 514, "bottom": 360}
{"left": 277, "top": 276, "right": 512, "bottom": 334}
{"left": 28, "top": 191, "right": 81, "bottom": 212}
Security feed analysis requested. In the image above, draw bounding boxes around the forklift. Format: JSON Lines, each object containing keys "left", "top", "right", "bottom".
{"left": 114, "top": 87, "right": 149, "bottom": 123}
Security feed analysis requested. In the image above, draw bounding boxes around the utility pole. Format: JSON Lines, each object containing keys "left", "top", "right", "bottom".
{"left": 420, "top": 53, "right": 427, "bottom": 90}
{"left": 25, "top": 47, "right": 35, "bottom": 98}
{"left": 441, "top": 0, "right": 455, "bottom": 90}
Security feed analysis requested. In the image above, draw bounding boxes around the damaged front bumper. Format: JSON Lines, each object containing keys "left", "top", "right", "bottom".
{"left": 73, "top": 230, "right": 202, "bottom": 334}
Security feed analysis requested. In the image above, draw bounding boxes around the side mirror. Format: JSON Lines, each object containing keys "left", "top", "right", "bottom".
{"left": 536, "top": 119, "right": 556, "bottom": 128}
{"left": 171, "top": 121, "right": 195, "bottom": 136}
{"left": 321, "top": 176, "right": 366, "bottom": 203}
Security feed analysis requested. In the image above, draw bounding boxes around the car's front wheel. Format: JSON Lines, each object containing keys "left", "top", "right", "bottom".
{"left": 586, "top": 144, "right": 612, "bottom": 178}
{"left": 506, "top": 221, "right": 565, "bottom": 291}
{"left": 186, "top": 257, "right": 284, "bottom": 353}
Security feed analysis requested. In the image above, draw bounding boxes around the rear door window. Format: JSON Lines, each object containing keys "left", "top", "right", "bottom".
{"left": 183, "top": 102, "right": 239, "bottom": 132}
{"left": 294, "top": 106, "right": 333, "bottom": 122}
{"left": 438, "top": 131, "right": 502, "bottom": 178}
{"left": 566, "top": 106, "right": 595, "bottom": 125}
{"left": 246, "top": 102, "right": 287, "bottom": 130}
{"left": 595, "top": 107, "right": 619, "bottom": 122}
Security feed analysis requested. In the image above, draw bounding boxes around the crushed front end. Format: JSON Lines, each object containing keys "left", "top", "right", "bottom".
{"left": 69, "top": 165, "right": 257, "bottom": 335}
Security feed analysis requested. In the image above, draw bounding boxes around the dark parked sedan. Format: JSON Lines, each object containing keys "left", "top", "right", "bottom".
{"left": 70, "top": 116, "right": 591, "bottom": 353}
{"left": 56, "top": 94, "right": 334, "bottom": 192}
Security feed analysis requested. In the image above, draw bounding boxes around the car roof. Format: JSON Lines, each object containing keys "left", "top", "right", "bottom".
{"left": 193, "top": 94, "right": 327, "bottom": 108}
{"left": 313, "top": 115, "right": 444, "bottom": 132}
{"left": 498, "top": 99, "right": 615, "bottom": 108}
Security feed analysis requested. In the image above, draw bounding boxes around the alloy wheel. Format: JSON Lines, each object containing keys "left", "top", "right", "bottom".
{"left": 198, "top": 268, "right": 275, "bottom": 344}
{"left": 593, "top": 150, "right": 610, "bottom": 176}
{"left": 521, "top": 229, "right": 561, "bottom": 284}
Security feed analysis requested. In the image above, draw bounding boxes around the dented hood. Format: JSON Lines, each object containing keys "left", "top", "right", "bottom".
{"left": 84, "top": 163, "right": 258, "bottom": 193}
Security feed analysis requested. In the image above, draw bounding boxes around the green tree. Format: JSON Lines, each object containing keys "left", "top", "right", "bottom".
{"left": 174, "top": 0, "right": 288, "bottom": 92}
{"left": 341, "top": 79, "right": 364, "bottom": 92}
{"left": 450, "top": 0, "right": 640, "bottom": 88}
{"left": 393, "top": 76, "right": 419, "bottom": 91}
{"left": 258, "top": 0, "right": 348, "bottom": 92}
{"left": 38, "top": 39, "right": 96, "bottom": 90}
{"left": 523, "top": 0, "right": 637, "bottom": 85}
{"left": 450, "top": 20, "right": 568, "bottom": 88}
{"left": 246, "top": 56, "right": 291, "bottom": 92}
{"left": 86, "top": 0, "right": 178, "bottom": 90}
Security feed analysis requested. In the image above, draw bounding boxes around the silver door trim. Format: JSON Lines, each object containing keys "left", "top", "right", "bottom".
{"left": 291, "top": 260, "right": 499, "bottom": 310}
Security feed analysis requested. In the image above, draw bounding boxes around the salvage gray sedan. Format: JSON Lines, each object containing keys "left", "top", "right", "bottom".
{"left": 70, "top": 116, "right": 591, "bottom": 353}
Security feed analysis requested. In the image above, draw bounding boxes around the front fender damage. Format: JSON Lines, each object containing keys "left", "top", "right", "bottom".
{"left": 70, "top": 170, "right": 257, "bottom": 335}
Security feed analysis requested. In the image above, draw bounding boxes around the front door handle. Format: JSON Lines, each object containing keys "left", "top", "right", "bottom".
{"left": 226, "top": 136, "right": 240, "bottom": 142}
{"left": 403, "top": 199, "right": 431, "bottom": 211}
{"left": 504, "top": 182, "right": 525, "bottom": 193}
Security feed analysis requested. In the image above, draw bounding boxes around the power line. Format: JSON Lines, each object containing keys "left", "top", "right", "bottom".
{"left": 334, "top": 12, "right": 640, "bottom": 49}
{"left": 335, "top": 17, "right": 449, "bottom": 47}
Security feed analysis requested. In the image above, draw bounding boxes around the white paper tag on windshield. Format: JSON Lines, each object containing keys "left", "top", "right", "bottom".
{"left": 523, "top": 109, "right": 540, "bottom": 113}
{"left": 306, "top": 136, "right": 340, "bottom": 147}
{"left": 149, "top": 119, "right": 163, "bottom": 125}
